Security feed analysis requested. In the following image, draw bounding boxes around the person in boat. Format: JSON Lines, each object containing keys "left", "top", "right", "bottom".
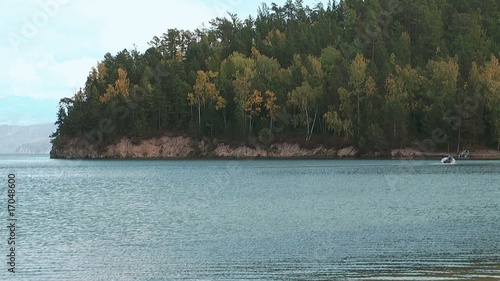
{"left": 459, "top": 150, "right": 469, "bottom": 158}
{"left": 448, "top": 154, "right": 453, "bottom": 162}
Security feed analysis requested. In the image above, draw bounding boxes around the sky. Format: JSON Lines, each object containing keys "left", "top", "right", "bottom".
{"left": 0, "top": 0, "right": 323, "bottom": 126}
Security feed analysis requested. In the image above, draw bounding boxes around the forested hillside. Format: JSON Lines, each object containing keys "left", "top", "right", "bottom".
{"left": 51, "top": 0, "right": 500, "bottom": 152}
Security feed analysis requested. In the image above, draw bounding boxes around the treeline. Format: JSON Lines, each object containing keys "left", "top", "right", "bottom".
{"left": 52, "top": 0, "right": 500, "bottom": 152}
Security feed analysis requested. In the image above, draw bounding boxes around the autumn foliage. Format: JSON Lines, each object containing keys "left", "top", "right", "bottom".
{"left": 52, "top": 0, "right": 500, "bottom": 151}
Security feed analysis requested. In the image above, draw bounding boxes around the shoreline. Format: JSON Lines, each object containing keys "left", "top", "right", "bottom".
{"left": 49, "top": 136, "right": 500, "bottom": 160}
{"left": 48, "top": 156, "right": 500, "bottom": 161}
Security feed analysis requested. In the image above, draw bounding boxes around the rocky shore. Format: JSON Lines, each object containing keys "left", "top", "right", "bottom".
{"left": 50, "top": 135, "right": 348, "bottom": 159}
{"left": 50, "top": 135, "right": 500, "bottom": 159}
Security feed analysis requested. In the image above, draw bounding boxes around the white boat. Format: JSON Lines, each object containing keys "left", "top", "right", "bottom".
{"left": 441, "top": 156, "right": 456, "bottom": 164}
{"left": 458, "top": 150, "right": 469, "bottom": 158}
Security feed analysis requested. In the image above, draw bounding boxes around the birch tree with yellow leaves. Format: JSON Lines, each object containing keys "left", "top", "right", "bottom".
{"left": 99, "top": 68, "right": 130, "bottom": 103}
{"left": 187, "top": 70, "right": 226, "bottom": 131}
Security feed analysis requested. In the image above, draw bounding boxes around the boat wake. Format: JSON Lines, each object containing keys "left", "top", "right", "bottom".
{"left": 441, "top": 157, "right": 456, "bottom": 164}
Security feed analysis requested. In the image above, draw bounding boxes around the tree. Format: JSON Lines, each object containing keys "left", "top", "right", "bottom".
{"left": 244, "top": 90, "right": 264, "bottom": 134}
{"left": 288, "top": 81, "right": 321, "bottom": 140}
{"left": 148, "top": 29, "right": 192, "bottom": 60}
{"left": 187, "top": 70, "right": 226, "bottom": 132}
{"left": 423, "top": 57, "right": 460, "bottom": 148}
{"left": 405, "top": 0, "right": 447, "bottom": 66}
{"left": 448, "top": 12, "right": 489, "bottom": 77}
{"left": 479, "top": 55, "right": 500, "bottom": 149}
{"left": 320, "top": 45, "right": 345, "bottom": 95}
{"left": 338, "top": 53, "right": 371, "bottom": 138}
{"left": 263, "top": 29, "right": 290, "bottom": 66}
{"left": 321, "top": 46, "right": 349, "bottom": 137}
{"left": 233, "top": 66, "right": 257, "bottom": 134}
{"left": 463, "top": 62, "right": 486, "bottom": 146}
{"left": 252, "top": 47, "right": 289, "bottom": 114}
{"left": 384, "top": 61, "right": 410, "bottom": 147}
{"left": 264, "top": 90, "right": 281, "bottom": 131}
{"left": 287, "top": 54, "right": 325, "bottom": 141}
{"left": 324, "top": 109, "right": 351, "bottom": 136}
{"left": 51, "top": 0, "right": 500, "bottom": 151}
{"left": 100, "top": 68, "right": 130, "bottom": 103}
{"left": 50, "top": 103, "right": 69, "bottom": 143}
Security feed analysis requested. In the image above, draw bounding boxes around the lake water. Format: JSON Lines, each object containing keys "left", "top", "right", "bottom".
{"left": 1, "top": 155, "right": 499, "bottom": 280}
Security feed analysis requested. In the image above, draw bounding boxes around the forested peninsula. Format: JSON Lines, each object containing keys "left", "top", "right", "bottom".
{"left": 50, "top": 0, "right": 500, "bottom": 159}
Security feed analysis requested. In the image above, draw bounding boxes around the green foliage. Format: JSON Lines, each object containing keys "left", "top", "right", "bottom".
{"left": 53, "top": 0, "right": 500, "bottom": 151}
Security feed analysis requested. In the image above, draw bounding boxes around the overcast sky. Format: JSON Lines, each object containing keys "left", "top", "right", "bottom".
{"left": 0, "top": 0, "right": 322, "bottom": 126}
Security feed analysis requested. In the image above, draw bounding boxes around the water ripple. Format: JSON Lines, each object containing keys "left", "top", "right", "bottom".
{"left": 1, "top": 157, "right": 498, "bottom": 280}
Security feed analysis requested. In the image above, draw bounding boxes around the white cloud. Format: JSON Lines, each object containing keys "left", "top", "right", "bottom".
{"left": 0, "top": 0, "right": 221, "bottom": 101}
{"left": 9, "top": 59, "right": 40, "bottom": 84}
{"left": 0, "top": 0, "right": 327, "bottom": 125}
{"left": 0, "top": 0, "right": 223, "bottom": 102}
{"left": 46, "top": 57, "right": 98, "bottom": 88}
{"left": 4, "top": 55, "right": 97, "bottom": 99}
{"left": 66, "top": 0, "right": 216, "bottom": 53}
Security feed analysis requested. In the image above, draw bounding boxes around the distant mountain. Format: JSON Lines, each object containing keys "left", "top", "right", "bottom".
{"left": 15, "top": 139, "right": 53, "bottom": 154}
{"left": 0, "top": 123, "right": 56, "bottom": 154}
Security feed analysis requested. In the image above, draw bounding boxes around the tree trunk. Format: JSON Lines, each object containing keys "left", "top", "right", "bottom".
{"left": 308, "top": 111, "right": 318, "bottom": 141}
{"left": 393, "top": 122, "right": 397, "bottom": 144}
{"left": 357, "top": 92, "right": 360, "bottom": 137}
{"left": 372, "top": 39, "right": 375, "bottom": 61}
{"left": 158, "top": 108, "right": 161, "bottom": 130}
{"left": 249, "top": 117, "right": 253, "bottom": 135}
{"left": 223, "top": 109, "right": 227, "bottom": 132}
{"left": 198, "top": 104, "right": 201, "bottom": 128}
{"left": 305, "top": 107, "right": 310, "bottom": 141}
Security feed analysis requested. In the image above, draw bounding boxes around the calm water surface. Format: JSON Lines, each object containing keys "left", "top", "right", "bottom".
{"left": 1, "top": 155, "right": 499, "bottom": 280}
